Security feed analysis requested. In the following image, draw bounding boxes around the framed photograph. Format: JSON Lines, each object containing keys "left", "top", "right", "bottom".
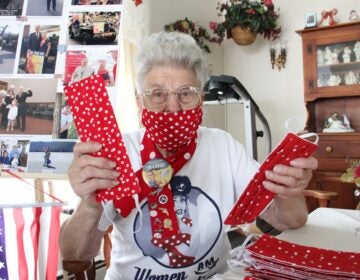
{"left": 305, "top": 12, "right": 317, "bottom": 28}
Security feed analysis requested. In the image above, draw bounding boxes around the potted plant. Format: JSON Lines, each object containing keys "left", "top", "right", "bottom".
{"left": 340, "top": 159, "right": 360, "bottom": 197}
{"left": 210, "top": 0, "right": 281, "bottom": 45}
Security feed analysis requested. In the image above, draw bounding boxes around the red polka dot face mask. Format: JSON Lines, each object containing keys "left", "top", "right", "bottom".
{"left": 141, "top": 105, "right": 203, "bottom": 152}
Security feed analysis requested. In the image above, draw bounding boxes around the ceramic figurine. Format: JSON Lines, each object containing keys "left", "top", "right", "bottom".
{"left": 328, "top": 74, "right": 341, "bottom": 86}
{"left": 354, "top": 41, "right": 360, "bottom": 62}
{"left": 342, "top": 114, "right": 354, "bottom": 131}
{"left": 342, "top": 46, "right": 352, "bottom": 63}
{"left": 349, "top": 10, "right": 359, "bottom": 21}
{"left": 324, "top": 47, "right": 333, "bottom": 65}
{"left": 323, "top": 113, "right": 354, "bottom": 133}
{"left": 344, "top": 71, "right": 357, "bottom": 85}
{"left": 317, "top": 49, "right": 325, "bottom": 65}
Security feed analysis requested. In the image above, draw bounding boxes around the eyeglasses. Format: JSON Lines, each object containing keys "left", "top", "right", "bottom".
{"left": 141, "top": 86, "right": 202, "bottom": 109}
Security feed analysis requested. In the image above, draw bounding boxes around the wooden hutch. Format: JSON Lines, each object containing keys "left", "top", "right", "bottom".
{"left": 297, "top": 21, "right": 360, "bottom": 210}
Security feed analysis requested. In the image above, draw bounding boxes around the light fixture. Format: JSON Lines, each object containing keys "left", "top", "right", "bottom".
{"left": 269, "top": 40, "right": 287, "bottom": 71}
{"left": 204, "top": 75, "right": 272, "bottom": 160}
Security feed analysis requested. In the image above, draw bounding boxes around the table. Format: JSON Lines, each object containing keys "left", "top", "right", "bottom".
{"left": 278, "top": 207, "right": 360, "bottom": 252}
{"left": 213, "top": 208, "right": 360, "bottom": 279}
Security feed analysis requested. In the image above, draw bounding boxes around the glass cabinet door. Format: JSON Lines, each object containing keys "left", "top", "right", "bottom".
{"left": 316, "top": 40, "right": 360, "bottom": 88}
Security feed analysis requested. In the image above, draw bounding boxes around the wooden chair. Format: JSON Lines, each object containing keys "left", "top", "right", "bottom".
{"left": 303, "top": 189, "right": 338, "bottom": 212}
{"left": 62, "top": 225, "right": 113, "bottom": 280}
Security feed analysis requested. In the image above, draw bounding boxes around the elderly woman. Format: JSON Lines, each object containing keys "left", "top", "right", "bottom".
{"left": 60, "top": 32, "right": 317, "bottom": 279}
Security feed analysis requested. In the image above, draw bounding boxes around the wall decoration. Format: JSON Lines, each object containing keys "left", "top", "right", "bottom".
{"left": 63, "top": 48, "right": 117, "bottom": 86}
{"left": 164, "top": 18, "right": 218, "bottom": 53}
{"left": 0, "top": 22, "right": 20, "bottom": 74}
{"left": 71, "top": 0, "right": 122, "bottom": 5}
{"left": 210, "top": 0, "right": 281, "bottom": 45}
{"left": 67, "top": 11, "right": 120, "bottom": 45}
{"left": 0, "top": 0, "right": 123, "bottom": 175}
{"left": 318, "top": 9, "right": 338, "bottom": 26}
{"left": 27, "top": 140, "right": 76, "bottom": 174}
{"left": 26, "top": 0, "right": 64, "bottom": 16}
{"left": 0, "top": 138, "right": 29, "bottom": 172}
{"left": 304, "top": 12, "right": 317, "bottom": 28}
{"left": 0, "top": 0, "right": 24, "bottom": 16}
{"left": 0, "top": 78, "right": 57, "bottom": 136}
{"left": 18, "top": 24, "right": 60, "bottom": 74}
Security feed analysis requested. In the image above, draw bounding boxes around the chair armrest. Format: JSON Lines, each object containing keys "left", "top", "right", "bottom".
{"left": 62, "top": 259, "right": 93, "bottom": 273}
{"left": 62, "top": 259, "right": 95, "bottom": 280}
{"left": 302, "top": 189, "right": 338, "bottom": 208}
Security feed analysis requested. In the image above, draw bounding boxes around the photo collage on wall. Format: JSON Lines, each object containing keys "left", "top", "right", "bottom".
{"left": 0, "top": 0, "right": 123, "bottom": 174}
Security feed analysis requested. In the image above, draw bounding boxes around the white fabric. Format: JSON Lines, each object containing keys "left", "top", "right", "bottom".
{"left": 100, "top": 126, "right": 259, "bottom": 280}
{"left": 122, "top": 0, "right": 150, "bottom": 47}
{"left": 278, "top": 207, "right": 360, "bottom": 252}
{"left": 7, "top": 106, "right": 18, "bottom": 120}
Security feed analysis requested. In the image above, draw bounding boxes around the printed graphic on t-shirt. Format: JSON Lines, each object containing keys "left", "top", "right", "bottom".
{"left": 133, "top": 175, "right": 222, "bottom": 268}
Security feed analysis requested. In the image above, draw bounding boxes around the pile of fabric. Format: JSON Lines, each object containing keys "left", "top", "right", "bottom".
{"left": 229, "top": 234, "right": 360, "bottom": 280}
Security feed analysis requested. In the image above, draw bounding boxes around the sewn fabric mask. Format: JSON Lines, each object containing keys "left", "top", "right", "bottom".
{"left": 141, "top": 105, "right": 203, "bottom": 152}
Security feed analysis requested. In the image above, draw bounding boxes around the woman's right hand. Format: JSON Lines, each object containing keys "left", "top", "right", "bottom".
{"left": 68, "top": 141, "right": 120, "bottom": 207}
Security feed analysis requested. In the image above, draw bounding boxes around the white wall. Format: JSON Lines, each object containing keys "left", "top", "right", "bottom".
{"left": 148, "top": 0, "right": 358, "bottom": 161}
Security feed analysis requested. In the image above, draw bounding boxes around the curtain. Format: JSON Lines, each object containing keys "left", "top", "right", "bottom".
{"left": 115, "top": 0, "right": 150, "bottom": 132}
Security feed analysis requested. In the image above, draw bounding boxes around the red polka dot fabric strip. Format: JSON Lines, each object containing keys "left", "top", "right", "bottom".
{"left": 64, "top": 75, "right": 141, "bottom": 203}
{"left": 244, "top": 234, "right": 360, "bottom": 279}
{"left": 225, "top": 133, "right": 318, "bottom": 225}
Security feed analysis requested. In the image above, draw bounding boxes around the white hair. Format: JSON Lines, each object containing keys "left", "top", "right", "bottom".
{"left": 135, "top": 32, "right": 211, "bottom": 93}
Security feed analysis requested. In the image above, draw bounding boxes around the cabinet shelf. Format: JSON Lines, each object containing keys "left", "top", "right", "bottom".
{"left": 318, "top": 61, "right": 360, "bottom": 72}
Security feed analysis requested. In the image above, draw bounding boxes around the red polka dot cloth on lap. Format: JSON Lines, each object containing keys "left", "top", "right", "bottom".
{"left": 225, "top": 133, "right": 318, "bottom": 226}
{"left": 243, "top": 234, "right": 360, "bottom": 279}
{"left": 64, "top": 75, "right": 141, "bottom": 204}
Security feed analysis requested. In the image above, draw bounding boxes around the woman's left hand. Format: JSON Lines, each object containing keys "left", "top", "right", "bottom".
{"left": 263, "top": 156, "right": 318, "bottom": 198}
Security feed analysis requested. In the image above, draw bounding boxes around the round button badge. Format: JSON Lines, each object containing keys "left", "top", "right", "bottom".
{"left": 142, "top": 158, "right": 173, "bottom": 189}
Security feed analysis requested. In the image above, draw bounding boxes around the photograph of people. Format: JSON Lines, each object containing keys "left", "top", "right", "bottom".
{"left": 67, "top": 12, "right": 120, "bottom": 46}
{"left": 60, "top": 32, "right": 318, "bottom": 279}
{"left": 0, "top": 139, "right": 29, "bottom": 171}
{"left": 0, "top": 78, "right": 57, "bottom": 135}
{"left": 26, "top": 0, "right": 63, "bottom": 16}
{"left": 97, "top": 59, "right": 112, "bottom": 86}
{"left": 64, "top": 49, "right": 117, "bottom": 86}
{"left": 27, "top": 141, "right": 76, "bottom": 173}
{"left": 71, "top": 0, "right": 122, "bottom": 5}
{"left": 0, "top": 23, "right": 20, "bottom": 74}
{"left": 70, "top": 57, "right": 95, "bottom": 84}
{"left": 0, "top": 0, "right": 24, "bottom": 16}
{"left": 60, "top": 104, "right": 73, "bottom": 139}
{"left": 18, "top": 25, "right": 60, "bottom": 74}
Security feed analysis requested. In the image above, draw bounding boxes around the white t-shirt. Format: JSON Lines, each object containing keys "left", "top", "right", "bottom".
{"left": 61, "top": 112, "right": 73, "bottom": 128}
{"left": 100, "top": 127, "right": 259, "bottom": 280}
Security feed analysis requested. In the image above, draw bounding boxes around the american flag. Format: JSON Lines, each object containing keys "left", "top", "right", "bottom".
{"left": 0, "top": 205, "right": 62, "bottom": 280}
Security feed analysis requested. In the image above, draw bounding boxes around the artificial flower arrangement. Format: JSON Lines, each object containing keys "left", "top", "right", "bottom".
{"left": 209, "top": 0, "right": 281, "bottom": 44}
{"left": 340, "top": 159, "right": 360, "bottom": 196}
{"left": 164, "top": 18, "right": 219, "bottom": 53}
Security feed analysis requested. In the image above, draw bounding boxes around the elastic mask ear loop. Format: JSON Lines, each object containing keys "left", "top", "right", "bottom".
{"left": 284, "top": 115, "right": 302, "bottom": 134}
{"left": 132, "top": 193, "right": 143, "bottom": 233}
{"left": 100, "top": 194, "right": 143, "bottom": 235}
{"left": 101, "top": 200, "right": 117, "bottom": 230}
{"left": 228, "top": 233, "right": 258, "bottom": 269}
{"left": 285, "top": 115, "right": 319, "bottom": 144}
